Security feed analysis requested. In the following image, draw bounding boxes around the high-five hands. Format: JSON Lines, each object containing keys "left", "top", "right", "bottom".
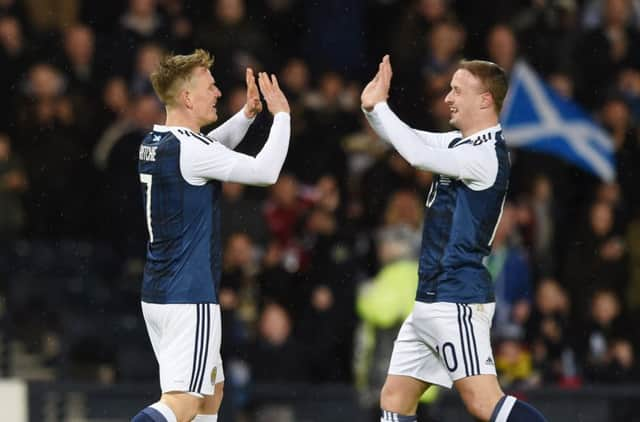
{"left": 258, "top": 72, "right": 290, "bottom": 115}
{"left": 361, "top": 54, "right": 393, "bottom": 112}
{"left": 243, "top": 68, "right": 263, "bottom": 118}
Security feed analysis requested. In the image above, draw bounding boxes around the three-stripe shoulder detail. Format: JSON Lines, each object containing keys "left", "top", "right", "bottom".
{"left": 175, "top": 128, "right": 216, "bottom": 146}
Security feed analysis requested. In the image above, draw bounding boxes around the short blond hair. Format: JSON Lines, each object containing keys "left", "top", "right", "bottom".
{"left": 150, "top": 49, "right": 214, "bottom": 106}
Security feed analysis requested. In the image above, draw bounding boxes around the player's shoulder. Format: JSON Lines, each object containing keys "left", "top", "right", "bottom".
{"left": 450, "top": 125, "right": 503, "bottom": 150}
{"left": 154, "top": 124, "right": 217, "bottom": 147}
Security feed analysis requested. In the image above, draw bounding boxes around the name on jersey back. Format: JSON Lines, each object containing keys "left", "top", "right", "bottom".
{"left": 140, "top": 145, "right": 158, "bottom": 162}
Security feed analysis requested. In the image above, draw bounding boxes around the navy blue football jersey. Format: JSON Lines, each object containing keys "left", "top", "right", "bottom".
{"left": 138, "top": 127, "right": 222, "bottom": 304}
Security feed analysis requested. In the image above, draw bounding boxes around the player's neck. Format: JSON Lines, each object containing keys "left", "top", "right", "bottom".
{"left": 164, "top": 109, "right": 201, "bottom": 133}
{"left": 460, "top": 116, "right": 499, "bottom": 138}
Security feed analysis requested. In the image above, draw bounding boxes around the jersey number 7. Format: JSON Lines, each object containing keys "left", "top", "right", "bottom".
{"left": 140, "top": 173, "right": 154, "bottom": 242}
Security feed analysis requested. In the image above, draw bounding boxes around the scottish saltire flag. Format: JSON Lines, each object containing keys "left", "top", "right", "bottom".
{"left": 501, "top": 61, "right": 616, "bottom": 181}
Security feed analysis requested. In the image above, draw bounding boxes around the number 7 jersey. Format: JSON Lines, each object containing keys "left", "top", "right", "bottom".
{"left": 138, "top": 126, "right": 222, "bottom": 304}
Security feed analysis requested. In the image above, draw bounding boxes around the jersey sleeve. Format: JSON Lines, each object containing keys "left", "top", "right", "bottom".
{"left": 363, "top": 102, "right": 497, "bottom": 189}
{"left": 364, "top": 101, "right": 458, "bottom": 149}
{"left": 451, "top": 144, "right": 499, "bottom": 190}
{"left": 181, "top": 112, "right": 290, "bottom": 186}
{"left": 205, "top": 108, "right": 255, "bottom": 150}
{"left": 363, "top": 102, "right": 464, "bottom": 178}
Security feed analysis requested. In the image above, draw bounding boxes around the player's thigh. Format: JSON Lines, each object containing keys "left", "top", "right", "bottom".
{"left": 380, "top": 374, "right": 430, "bottom": 415}
{"left": 454, "top": 374, "right": 504, "bottom": 421}
{"left": 383, "top": 313, "right": 448, "bottom": 414}
{"left": 414, "top": 302, "right": 497, "bottom": 382}
{"left": 200, "top": 380, "right": 224, "bottom": 414}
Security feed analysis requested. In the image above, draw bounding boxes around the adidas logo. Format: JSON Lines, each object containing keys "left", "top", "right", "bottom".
{"left": 485, "top": 357, "right": 494, "bottom": 366}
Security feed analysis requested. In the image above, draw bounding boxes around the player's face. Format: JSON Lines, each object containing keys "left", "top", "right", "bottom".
{"left": 444, "top": 69, "right": 486, "bottom": 130}
{"left": 188, "top": 66, "right": 222, "bottom": 126}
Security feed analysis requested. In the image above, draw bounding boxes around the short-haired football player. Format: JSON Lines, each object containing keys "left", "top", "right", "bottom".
{"left": 132, "top": 49, "right": 290, "bottom": 422}
{"left": 362, "top": 55, "right": 547, "bottom": 422}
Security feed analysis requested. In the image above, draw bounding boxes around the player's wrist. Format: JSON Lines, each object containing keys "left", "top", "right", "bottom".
{"left": 243, "top": 104, "right": 258, "bottom": 119}
{"left": 362, "top": 100, "right": 387, "bottom": 113}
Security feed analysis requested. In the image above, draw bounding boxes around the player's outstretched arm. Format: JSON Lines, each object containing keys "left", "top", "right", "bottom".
{"left": 224, "top": 72, "right": 290, "bottom": 185}
{"left": 181, "top": 72, "right": 289, "bottom": 186}
{"left": 206, "top": 68, "right": 262, "bottom": 150}
{"left": 362, "top": 56, "right": 453, "bottom": 148}
{"left": 361, "top": 56, "right": 462, "bottom": 176}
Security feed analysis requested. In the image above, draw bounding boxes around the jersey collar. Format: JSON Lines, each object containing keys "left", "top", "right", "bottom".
{"left": 153, "top": 124, "right": 202, "bottom": 135}
{"left": 461, "top": 124, "right": 502, "bottom": 141}
{"left": 451, "top": 124, "right": 503, "bottom": 148}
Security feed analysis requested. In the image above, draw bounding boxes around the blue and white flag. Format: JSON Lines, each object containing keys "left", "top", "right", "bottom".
{"left": 501, "top": 61, "right": 616, "bottom": 182}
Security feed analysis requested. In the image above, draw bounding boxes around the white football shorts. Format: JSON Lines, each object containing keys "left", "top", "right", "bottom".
{"left": 388, "top": 301, "right": 496, "bottom": 388}
{"left": 141, "top": 302, "right": 224, "bottom": 396}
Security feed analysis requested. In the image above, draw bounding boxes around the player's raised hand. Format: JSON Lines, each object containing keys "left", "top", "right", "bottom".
{"left": 361, "top": 54, "right": 393, "bottom": 111}
{"left": 243, "top": 68, "right": 263, "bottom": 118}
{"left": 258, "top": 72, "right": 290, "bottom": 115}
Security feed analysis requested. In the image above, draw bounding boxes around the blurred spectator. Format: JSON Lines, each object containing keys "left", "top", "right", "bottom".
{"left": 0, "top": 15, "right": 31, "bottom": 129}
{"left": 360, "top": 151, "right": 417, "bottom": 227}
{"left": 495, "top": 336, "right": 538, "bottom": 390}
{"left": 627, "top": 217, "right": 640, "bottom": 313}
{"left": 56, "top": 23, "right": 103, "bottom": 138}
{"left": 17, "top": 63, "right": 95, "bottom": 236}
{"left": 111, "top": 0, "right": 167, "bottom": 77}
{"left": 220, "top": 182, "right": 269, "bottom": 247}
{"left": 93, "top": 77, "right": 132, "bottom": 166}
{"left": 599, "top": 96, "right": 640, "bottom": 217}
{"left": 513, "top": 0, "right": 580, "bottom": 76}
{"left": 262, "top": 174, "right": 311, "bottom": 261}
{"left": 290, "top": 71, "right": 355, "bottom": 185}
{"left": 249, "top": 302, "right": 308, "bottom": 382}
{"left": 253, "top": 0, "right": 304, "bottom": 64}
{"left": 547, "top": 71, "right": 575, "bottom": 99}
{"left": 526, "top": 278, "right": 577, "bottom": 385}
{"left": 390, "top": 0, "right": 453, "bottom": 73}
{"left": 58, "top": 24, "right": 97, "bottom": 96}
{"left": 195, "top": 0, "right": 270, "bottom": 87}
{"left": 222, "top": 233, "right": 260, "bottom": 342}
{"left": 562, "top": 201, "right": 628, "bottom": 319}
{"left": 24, "top": 0, "right": 78, "bottom": 34}
{"left": 354, "top": 225, "right": 419, "bottom": 414}
{"left": 582, "top": 0, "right": 640, "bottom": 29}
{"left": 515, "top": 174, "right": 557, "bottom": 278}
{"left": 297, "top": 282, "right": 351, "bottom": 383}
{"left": 422, "top": 19, "right": 465, "bottom": 98}
{"left": 0, "top": 133, "right": 27, "bottom": 237}
{"left": 341, "top": 115, "right": 390, "bottom": 216}
{"left": 617, "top": 68, "right": 640, "bottom": 121}
{"left": 158, "top": 0, "right": 196, "bottom": 52}
{"left": 383, "top": 190, "right": 423, "bottom": 236}
{"left": 486, "top": 202, "right": 533, "bottom": 340}
{"left": 129, "top": 42, "right": 164, "bottom": 96}
{"left": 575, "top": 0, "right": 640, "bottom": 109}
{"left": 486, "top": 24, "right": 518, "bottom": 75}
{"left": 579, "top": 289, "right": 638, "bottom": 382}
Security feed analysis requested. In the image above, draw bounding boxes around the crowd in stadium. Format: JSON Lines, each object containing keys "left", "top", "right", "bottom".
{"left": 1, "top": 0, "right": 640, "bottom": 412}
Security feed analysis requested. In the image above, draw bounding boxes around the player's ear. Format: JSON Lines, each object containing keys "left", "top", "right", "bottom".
{"left": 480, "top": 92, "right": 494, "bottom": 110}
{"left": 182, "top": 89, "right": 192, "bottom": 109}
